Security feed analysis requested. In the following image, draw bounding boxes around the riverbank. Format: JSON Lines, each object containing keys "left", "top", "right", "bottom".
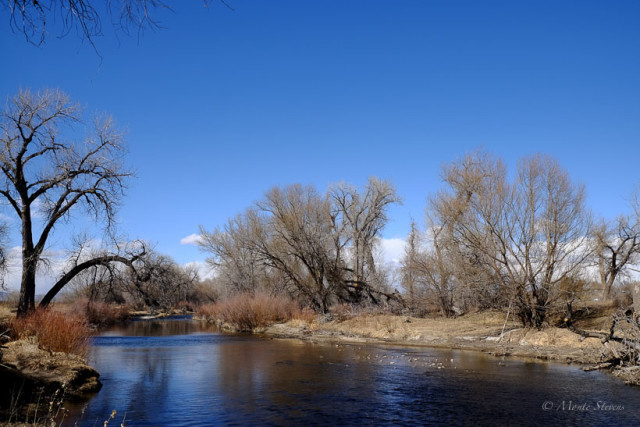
{"left": 259, "top": 310, "right": 640, "bottom": 386}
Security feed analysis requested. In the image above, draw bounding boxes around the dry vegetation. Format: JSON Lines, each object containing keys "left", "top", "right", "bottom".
{"left": 198, "top": 292, "right": 314, "bottom": 332}
{"left": 9, "top": 308, "right": 90, "bottom": 357}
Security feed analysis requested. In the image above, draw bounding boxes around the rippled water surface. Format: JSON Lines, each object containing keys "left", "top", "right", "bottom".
{"left": 65, "top": 318, "right": 640, "bottom": 426}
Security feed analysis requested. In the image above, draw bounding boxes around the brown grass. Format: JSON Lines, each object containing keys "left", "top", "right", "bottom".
{"left": 10, "top": 308, "right": 90, "bottom": 356}
{"left": 198, "top": 292, "right": 305, "bottom": 332}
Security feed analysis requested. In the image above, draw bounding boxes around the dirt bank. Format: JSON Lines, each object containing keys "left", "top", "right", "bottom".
{"left": 0, "top": 338, "right": 101, "bottom": 423}
{"left": 262, "top": 311, "right": 640, "bottom": 386}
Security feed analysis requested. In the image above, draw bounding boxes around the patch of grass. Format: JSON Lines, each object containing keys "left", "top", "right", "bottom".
{"left": 10, "top": 308, "right": 90, "bottom": 356}
{"left": 198, "top": 293, "right": 303, "bottom": 332}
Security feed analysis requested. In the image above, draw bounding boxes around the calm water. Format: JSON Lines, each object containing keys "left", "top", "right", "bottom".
{"left": 64, "top": 318, "right": 640, "bottom": 426}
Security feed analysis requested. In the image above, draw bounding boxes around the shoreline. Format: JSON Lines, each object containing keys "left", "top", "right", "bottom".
{"left": 253, "top": 312, "right": 640, "bottom": 387}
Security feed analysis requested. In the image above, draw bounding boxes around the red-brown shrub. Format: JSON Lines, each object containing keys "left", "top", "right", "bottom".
{"left": 198, "top": 292, "right": 302, "bottom": 331}
{"left": 85, "top": 301, "right": 131, "bottom": 326}
{"left": 10, "top": 308, "right": 90, "bottom": 356}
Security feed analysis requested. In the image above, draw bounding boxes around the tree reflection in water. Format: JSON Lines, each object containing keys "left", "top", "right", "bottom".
{"left": 66, "top": 319, "right": 640, "bottom": 426}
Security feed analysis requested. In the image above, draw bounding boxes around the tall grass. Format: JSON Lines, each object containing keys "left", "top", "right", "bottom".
{"left": 198, "top": 293, "right": 305, "bottom": 331}
{"left": 10, "top": 308, "right": 90, "bottom": 356}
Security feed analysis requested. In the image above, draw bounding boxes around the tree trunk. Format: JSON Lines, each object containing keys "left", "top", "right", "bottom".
{"left": 18, "top": 255, "right": 38, "bottom": 316}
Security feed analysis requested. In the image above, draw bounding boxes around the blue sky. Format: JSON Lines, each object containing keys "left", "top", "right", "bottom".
{"left": 1, "top": 0, "right": 639, "bottom": 277}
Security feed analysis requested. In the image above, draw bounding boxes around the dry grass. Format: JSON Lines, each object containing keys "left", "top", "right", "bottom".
{"left": 10, "top": 308, "right": 90, "bottom": 356}
{"left": 0, "top": 302, "right": 12, "bottom": 330}
{"left": 198, "top": 292, "right": 306, "bottom": 332}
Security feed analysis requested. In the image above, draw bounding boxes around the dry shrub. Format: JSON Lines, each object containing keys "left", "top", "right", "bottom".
{"left": 85, "top": 301, "right": 130, "bottom": 326}
{"left": 198, "top": 292, "right": 301, "bottom": 331}
{"left": 10, "top": 308, "right": 89, "bottom": 356}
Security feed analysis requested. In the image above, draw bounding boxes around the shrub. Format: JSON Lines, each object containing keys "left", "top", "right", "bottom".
{"left": 10, "top": 308, "right": 90, "bottom": 356}
{"left": 198, "top": 292, "right": 302, "bottom": 331}
{"left": 85, "top": 301, "right": 131, "bottom": 326}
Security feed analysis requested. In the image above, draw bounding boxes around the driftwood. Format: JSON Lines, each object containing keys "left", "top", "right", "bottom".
{"left": 564, "top": 307, "right": 640, "bottom": 368}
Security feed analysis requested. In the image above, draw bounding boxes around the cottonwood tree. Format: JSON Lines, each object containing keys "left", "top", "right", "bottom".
{"left": 254, "top": 185, "right": 341, "bottom": 312}
{"left": 0, "top": 88, "right": 142, "bottom": 315}
{"left": 199, "top": 180, "right": 402, "bottom": 312}
{"left": 593, "top": 216, "right": 640, "bottom": 301}
{"left": 122, "top": 253, "right": 200, "bottom": 309}
{"left": 400, "top": 216, "right": 458, "bottom": 317}
{"left": 432, "top": 151, "right": 592, "bottom": 327}
{"left": 198, "top": 213, "right": 270, "bottom": 296}
{"left": 329, "top": 177, "right": 401, "bottom": 297}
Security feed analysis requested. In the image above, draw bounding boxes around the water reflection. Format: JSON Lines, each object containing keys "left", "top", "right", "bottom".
{"left": 65, "top": 319, "right": 640, "bottom": 426}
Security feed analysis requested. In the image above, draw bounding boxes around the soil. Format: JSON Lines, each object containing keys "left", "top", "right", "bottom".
{"left": 0, "top": 338, "right": 101, "bottom": 423}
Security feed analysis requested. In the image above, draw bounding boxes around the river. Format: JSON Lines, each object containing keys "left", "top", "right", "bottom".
{"left": 64, "top": 317, "right": 640, "bottom": 426}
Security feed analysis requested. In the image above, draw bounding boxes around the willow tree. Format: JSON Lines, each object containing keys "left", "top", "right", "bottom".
{"left": 0, "top": 88, "right": 140, "bottom": 315}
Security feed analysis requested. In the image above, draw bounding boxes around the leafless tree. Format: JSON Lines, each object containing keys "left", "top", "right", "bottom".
{"left": 400, "top": 220, "right": 420, "bottom": 312}
{"left": 200, "top": 180, "right": 402, "bottom": 312}
{"left": 4, "top": 0, "right": 165, "bottom": 46}
{"left": 254, "top": 185, "right": 340, "bottom": 312}
{"left": 329, "top": 177, "right": 401, "bottom": 295}
{"left": 431, "top": 151, "right": 592, "bottom": 327}
{"left": 124, "top": 252, "right": 199, "bottom": 309}
{"left": 0, "top": 88, "right": 141, "bottom": 315}
{"left": 198, "top": 214, "right": 269, "bottom": 295}
{"left": 3, "top": 1, "right": 233, "bottom": 47}
{"left": 593, "top": 215, "right": 640, "bottom": 301}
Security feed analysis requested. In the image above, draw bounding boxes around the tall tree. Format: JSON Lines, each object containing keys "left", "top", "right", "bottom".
{"left": 329, "top": 177, "right": 400, "bottom": 292}
{"left": 0, "top": 88, "right": 140, "bottom": 314}
{"left": 593, "top": 213, "right": 640, "bottom": 301}
{"left": 432, "top": 151, "right": 591, "bottom": 327}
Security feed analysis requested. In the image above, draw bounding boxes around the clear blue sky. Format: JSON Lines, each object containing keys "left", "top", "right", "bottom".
{"left": 1, "top": 0, "right": 639, "bottom": 269}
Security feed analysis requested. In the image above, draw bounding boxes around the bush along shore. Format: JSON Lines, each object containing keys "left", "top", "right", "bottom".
{"left": 0, "top": 308, "right": 102, "bottom": 424}
{"left": 196, "top": 298, "right": 640, "bottom": 387}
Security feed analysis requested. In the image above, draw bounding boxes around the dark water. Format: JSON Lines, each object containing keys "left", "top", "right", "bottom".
{"left": 64, "top": 318, "right": 640, "bottom": 426}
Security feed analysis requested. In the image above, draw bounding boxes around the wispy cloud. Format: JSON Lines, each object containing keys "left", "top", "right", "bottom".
{"left": 180, "top": 233, "right": 203, "bottom": 246}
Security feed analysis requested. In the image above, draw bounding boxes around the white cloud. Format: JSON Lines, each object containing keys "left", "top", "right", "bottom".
{"left": 180, "top": 233, "right": 203, "bottom": 246}
{"left": 378, "top": 237, "right": 407, "bottom": 266}
{"left": 184, "top": 260, "right": 216, "bottom": 281}
{"left": 3, "top": 246, "right": 67, "bottom": 295}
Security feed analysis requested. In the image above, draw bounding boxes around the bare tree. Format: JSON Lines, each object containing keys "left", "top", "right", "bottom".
{"left": 0, "top": 88, "right": 139, "bottom": 315}
{"left": 4, "top": 0, "right": 166, "bottom": 46}
{"left": 3, "top": 1, "right": 232, "bottom": 47}
{"left": 432, "top": 151, "right": 591, "bottom": 327}
{"left": 400, "top": 220, "right": 420, "bottom": 312}
{"left": 198, "top": 214, "right": 268, "bottom": 295}
{"left": 329, "top": 177, "right": 401, "bottom": 294}
{"left": 254, "top": 185, "right": 340, "bottom": 312}
{"left": 593, "top": 213, "right": 640, "bottom": 301}
{"left": 124, "top": 252, "right": 199, "bottom": 309}
{"left": 200, "top": 180, "right": 402, "bottom": 312}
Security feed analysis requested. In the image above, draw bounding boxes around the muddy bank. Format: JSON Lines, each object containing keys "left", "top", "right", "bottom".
{"left": 0, "top": 338, "right": 101, "bottom": 422}
{"left": 260, "top": 311, "right": 640, "bottom": 386}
